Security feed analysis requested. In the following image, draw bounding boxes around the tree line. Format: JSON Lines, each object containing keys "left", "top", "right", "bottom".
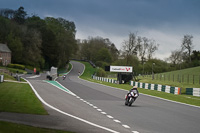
{"left": 0, "top": 7, "right": 77, "bottom": 69}
{"left": 0, "top": 7, "right": 199, "bottom": 75}
{"left": 76, "top": 32, "right": 199, "bottom": 76}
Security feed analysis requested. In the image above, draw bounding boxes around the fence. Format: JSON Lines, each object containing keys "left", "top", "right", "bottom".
{"left": 138, "top": 73, "right": 200, "bottom": 85}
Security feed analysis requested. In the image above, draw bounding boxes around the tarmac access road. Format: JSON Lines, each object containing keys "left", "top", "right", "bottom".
{"left": 57, "top": 61, "right": 200, "bottom": 133}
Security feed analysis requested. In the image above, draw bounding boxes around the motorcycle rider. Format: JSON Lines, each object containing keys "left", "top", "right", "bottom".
{"left": 63, "top": 75, "right": 66, "bottom": 80}
{"left": 129, "top": 86, "right": 139, "bottom": 101}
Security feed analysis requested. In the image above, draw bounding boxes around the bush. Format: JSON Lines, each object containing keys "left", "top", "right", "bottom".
{"left": 7, "top": 64, "right": 25, "bottom": 70}
{"left": 96, "top": 67, "right": 107, "bottom": 77}
{"left": 95, "top": 61, "right": 109, "bottom": 69}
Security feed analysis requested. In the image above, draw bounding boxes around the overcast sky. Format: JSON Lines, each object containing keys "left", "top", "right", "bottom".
{"left": 1, "top": 0, "right": 200, "bottom": 60}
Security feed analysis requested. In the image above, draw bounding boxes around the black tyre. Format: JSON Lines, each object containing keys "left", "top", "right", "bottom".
{"left": 125, "top": 100, "right": 128, "bottom": 106}
{"left": 128, "top": 98, "right": 134, "bottom": 106}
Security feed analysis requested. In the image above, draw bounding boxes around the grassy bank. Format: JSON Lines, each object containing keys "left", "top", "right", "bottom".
{"left": 79, "top": 61, "right": 200, "bottom": 107}
{"left": 0, "top": 82, "right": 47, "bottom": 114}
{"left": 138, "top": 66, "right": 200, "bottom": 94}
{"left": 0, "top": 121, "right": 74, "bottom": 133}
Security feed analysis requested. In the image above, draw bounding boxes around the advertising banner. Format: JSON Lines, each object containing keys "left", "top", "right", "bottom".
{"left": 110, "top": 66, "right": 132, "bottom": 73}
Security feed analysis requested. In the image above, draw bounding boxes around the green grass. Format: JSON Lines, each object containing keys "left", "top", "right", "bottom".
{"left": 79, "top": 61, "right": 97, "bottom": 79}
{"left": 0, "top": 72, "right": 15, "bottom": 81}
{"left": 79, "top": 61, "right": 200, "bottom": 107}
{"left": 138, "top": 66, "right": 200, "bottom": 94}
{"left": 0, "top": 82, "right": 47, "bottom": 115}
{"left": 0, "top": 66, "right": 26, "bottom": 74}
{"left": 0, "top": 121, "right": 74, "bottom": 133}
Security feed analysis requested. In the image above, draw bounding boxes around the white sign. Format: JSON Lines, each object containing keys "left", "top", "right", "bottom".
{"left": 110, "top": 66, "right": 133, "bottom": 73}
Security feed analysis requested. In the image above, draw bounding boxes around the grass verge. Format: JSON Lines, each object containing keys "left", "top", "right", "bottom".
{"left": 0, "top": 82, "right": 47, "bottom": 115}
{"left": 0, "top": 121, "right": 74, "bottom": 133}
{"left": 79, "top": 61, "right": 200, "bottom": 107}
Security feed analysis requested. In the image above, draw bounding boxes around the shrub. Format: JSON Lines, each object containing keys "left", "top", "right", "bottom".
{"left": 96, "top": 67, "right": 107, "bottom": 77}
{"left": 96, "top": 61, "right": 109, "bottom": 69}
{"left": 7, "top": 64, "right": 25, "bottom": 70}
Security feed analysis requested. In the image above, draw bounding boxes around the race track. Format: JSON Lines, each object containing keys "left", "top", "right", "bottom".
{"left": 7, "top": 61, "right": 199, "bottom": 133}
{"left": 57, "top": 61, "right": 200, "bottom": 133}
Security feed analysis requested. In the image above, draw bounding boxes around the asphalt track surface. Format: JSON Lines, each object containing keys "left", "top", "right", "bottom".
{"left": 58, "top": 61, "right": 200, "bottom": 133}
{"left": 1, "top": 61, "right": 200, "bottom": 133}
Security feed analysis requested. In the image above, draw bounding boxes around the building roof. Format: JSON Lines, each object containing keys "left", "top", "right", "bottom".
{"left": 0, "top": 43, "right": 11, "bottom": 53}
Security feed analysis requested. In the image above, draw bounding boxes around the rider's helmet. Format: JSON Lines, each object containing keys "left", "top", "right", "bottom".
{"left": 133, "top": 86, "right": 137, "bottom": 90}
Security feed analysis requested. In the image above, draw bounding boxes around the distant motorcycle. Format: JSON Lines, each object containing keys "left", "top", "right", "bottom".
{"left": 63, "top": 75, "right": 66, "bottom": 80}
{"left": 125, "top": 91, "right": 138, "bottom": 106}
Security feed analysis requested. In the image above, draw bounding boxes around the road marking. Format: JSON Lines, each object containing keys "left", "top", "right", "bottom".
{"left": 26, "top": 75, "right": 41, "bottom": 79}
{"left": 24, "top": 79, "right": 120, "bottom": 133}
{"left": 122, "top": 125, "right": 130, "bottom": 128}
{"left": 97, "top": 109, "right": 102, "bottom": 112}
{"left": 45, "top": 80, "right": 76, "bottom": 96}
{"left": 89, "top": 104, "right": 93, "bottom": 106}
{"left": 113, "top": 119, "right": 121, "bottom": 123}
{"left": 93, "top": 106, "right": 98, "bottom": 109}
{"left": 107, "top": 115, "right": 114, "bottom": 119}
{"left": 101, "top": 112, "right": 107, "bottom": 115}
{"left": 132, "top": 131, "right": 140, "bottom": 133}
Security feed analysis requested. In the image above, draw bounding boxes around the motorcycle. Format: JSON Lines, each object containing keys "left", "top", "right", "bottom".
{"left": 63, "top": 75, "right": 66, "bottom": 80}
{"left": 125, "top": 91, "right": 138, "bottom": 106}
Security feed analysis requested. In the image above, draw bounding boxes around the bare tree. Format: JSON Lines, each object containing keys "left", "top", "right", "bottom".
{"left": 122, "top": 32, "right": 138, "bottom": 65}
{"left": 167, "top": 49, "right": 183, "bottom": 66}
{"left": 182, "top": 35, "right": 193, "bottom": 62}
{"left": 138, "top": 36, "right": 149, "bottom": 64}
{"left": 147, "top": 39, "right": 159, "bottom": 60}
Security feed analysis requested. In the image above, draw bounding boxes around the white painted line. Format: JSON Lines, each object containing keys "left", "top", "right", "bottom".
{"left": 80, "top": 99, "right": 84, "bottom": 101}
{"left": 26, "top": 75, "right": 41, "bottom": 79}
{"left": 24, "top": 78, "right": 120, "bottom": 133}
{"left": 76, "top": 96, "right": 80, "bottom": 99}
{"left": 132, "top": 131, "right": 139, "bottom": 133}
{"left": 93, "top": 106, "right": 98, "bottom": 109}
{"left": 97, "top": 109, "right": 102, "bottom": 112}
{"left": 122, "top": 125, "right": 130, "bottom": 128}
{"left": 107, "top": 115, "right": 114, "bottom": 119}
{"left": 89, "top": 104, "right": 93, "bottom": 106}
{"left": 113, "top": 119, "right": 121, "bottom": 123}
{"left": 101, "top": 112, "right": 107, "bottom": 115}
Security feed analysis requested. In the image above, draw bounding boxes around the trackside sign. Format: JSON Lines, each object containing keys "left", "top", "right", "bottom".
{"left": 110, "top": 66, "right": 133, "bottom": 73}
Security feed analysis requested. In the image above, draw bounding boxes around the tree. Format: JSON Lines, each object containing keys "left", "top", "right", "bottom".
{"left": 13, "top": 6, "right": 27, "bottom": 24}
{"left": 122, "top": 32, "right": 138, "bottom": 65}
{"left": 0, "top": 8, "right": 15, "bottom": 19}
{"left": 21, "top": 27, "right": 44, "bottom": 68}
{"left": 167, "top": 49, "right": 183, "bottom": 66}
{"left": 138, "top": 37, "right": 149, "bottom": 64}
{"left": 147, "top": 39, "right": 159, "bottom": 60}
{"left": 96, "top": 48, "right": 112, "bottom": 63}
{"left": 45, "top": 17, "right": 77, "bottom": 68}
{"left": 6, "top": 32, "right": 23, "bottom": 64}
{"left": 181, "top": 35, "right": 193, "bottom": 63}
